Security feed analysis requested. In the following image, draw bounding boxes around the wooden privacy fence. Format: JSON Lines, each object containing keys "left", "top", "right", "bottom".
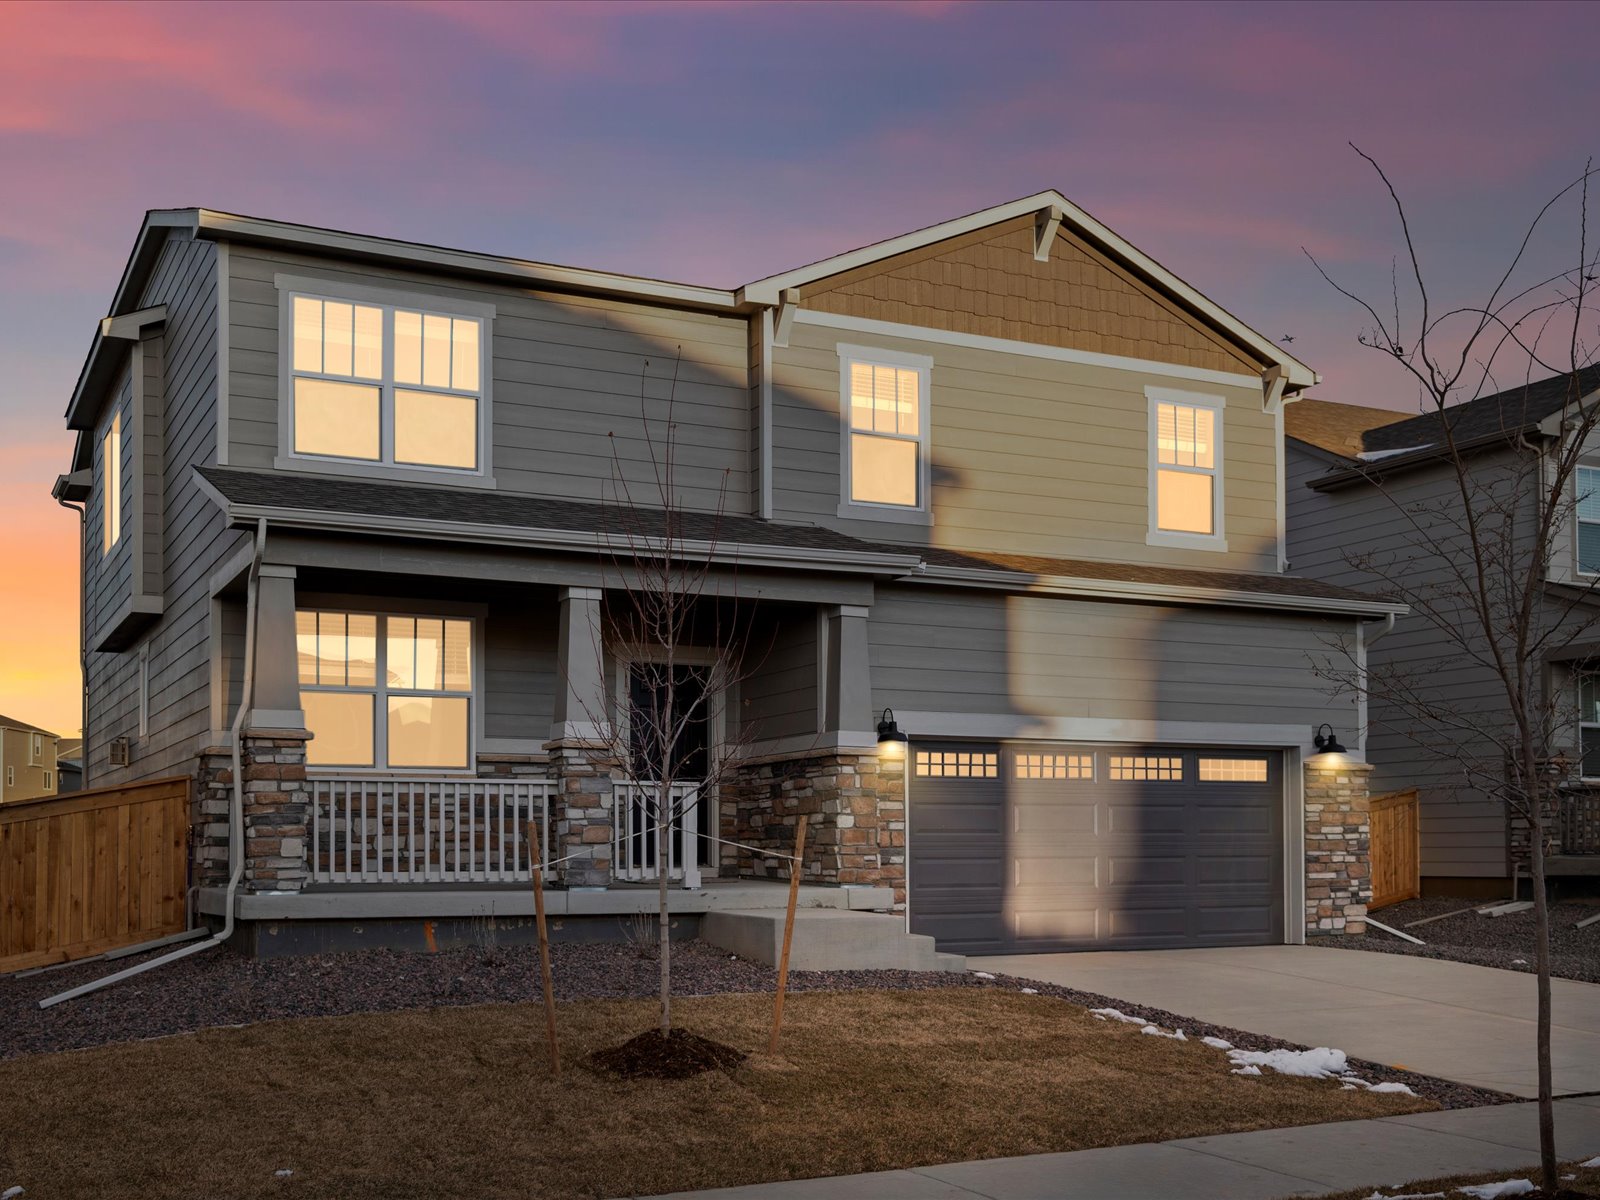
{"left": 1369, "top": 789, "right": 1421, "bottom": 910}
{"left": 0, "top": 776, "right": 190, "bottom": 973}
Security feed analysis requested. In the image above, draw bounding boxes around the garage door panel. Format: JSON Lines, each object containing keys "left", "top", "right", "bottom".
{"left": 909, "top": 742, "right": 1284, "bottom": 953}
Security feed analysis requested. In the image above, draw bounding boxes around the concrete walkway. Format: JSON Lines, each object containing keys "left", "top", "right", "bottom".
{"left": 973, "top": 945, "right": 1600, "bottom": 1098}
{"left": 642, "top": 1098, "right": 1600, "bottom": 1199}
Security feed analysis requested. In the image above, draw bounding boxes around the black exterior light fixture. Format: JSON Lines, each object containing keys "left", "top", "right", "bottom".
{"left": 1312, "top": 723, "right": 1347, "bottom": 757}
{"left": 877, "top": 708, "right": 908, "bottom": 757}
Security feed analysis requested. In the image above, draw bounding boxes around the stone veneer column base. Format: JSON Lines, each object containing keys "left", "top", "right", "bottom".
{"left": 240, "top": 729, "right": 312, "bottom": 893}
{"left": 1304, "top": 758, "right": 1373, "bottom": 935}
{"left": 545, "top": 741, "right": 614, "bottom": 888}
{"left": 729, "top": 750, "right": 906, "bottom": 908}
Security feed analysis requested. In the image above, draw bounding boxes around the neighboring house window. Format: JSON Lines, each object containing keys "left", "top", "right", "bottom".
{"left": 1147, "top": 387, "right": 1225, "bottom": 548}
{"left": 28, "top": 733, "right": 42, "bottom": 765}
{"left": 43, "top": 771, "right": 53, "bottom": 791}
{"left": 4, "top": 766, "right": 12, "bottom": 787}
{"left": 1578, "top": 466, "right": 1600, "bottom": 574}
{"left": 296, "top": 609, "right": 473, "bottom": 770}
{"left": 287, "top": 290, "right": 487, "bottom": 474}
{"left": 837, "top": 344, "right": 931, "bottom": 517}
{"left": 103, "top": 411, "right": 121, "bottom": 553}
{"left": 1580, "top": 667, "right": 1600, "bottom": 778}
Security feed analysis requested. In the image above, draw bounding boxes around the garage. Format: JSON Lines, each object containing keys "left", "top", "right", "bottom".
{"left": 907, "top": 743, "right": 1285, "bottom": 954}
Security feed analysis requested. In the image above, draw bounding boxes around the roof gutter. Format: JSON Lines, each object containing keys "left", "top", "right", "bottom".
{"left": 1307, "top": 426, "right": 1549, "bottom": 492}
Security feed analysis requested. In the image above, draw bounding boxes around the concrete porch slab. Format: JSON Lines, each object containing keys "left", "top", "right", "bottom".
{"left": 199, "top": 878, "right": 895, "bottom": 921}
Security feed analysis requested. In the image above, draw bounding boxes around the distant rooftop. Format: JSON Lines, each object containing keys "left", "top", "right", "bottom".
{"left": 0, "top": 715, "right": 60, "bottom": 739}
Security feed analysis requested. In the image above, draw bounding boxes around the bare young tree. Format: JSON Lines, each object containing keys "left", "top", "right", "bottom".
{"left": 567, "top": 349, "right": 767, "bottom": 1037}
{"left": 1307, "top": 148, "right": 1600, "bottom": 1190}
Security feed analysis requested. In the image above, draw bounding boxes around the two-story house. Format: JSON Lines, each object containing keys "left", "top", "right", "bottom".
{"left": 1286, "top": 372, "right": 1600, "bottom": 896}
{"left": 53, "top": 191, "right": 1399, "bottom": 956}
{"left": 0, "top": 716, "right": 60, "bottom": 803}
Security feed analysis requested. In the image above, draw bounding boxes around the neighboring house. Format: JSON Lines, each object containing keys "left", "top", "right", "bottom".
{"left": 52, "top": 191, "right": 1400, "bottom": 956}
{"left": 1285, "top": 372, "right": 1600, "bottom": 895}
{"left": 0, "top": 716, "right": 61, "bottom": 803}
{"left": 55, "top": 739, "right": 83, "bottom": 793}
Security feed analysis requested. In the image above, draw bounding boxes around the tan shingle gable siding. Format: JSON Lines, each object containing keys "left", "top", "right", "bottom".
{"left": 801, "top": 216, "right": 1260, "bottom": 377}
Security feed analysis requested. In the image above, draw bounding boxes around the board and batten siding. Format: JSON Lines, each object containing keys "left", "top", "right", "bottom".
{"left": 868, "top": 585, "right": 1358, "bottom": 732}
{"left": 225, "top": 245, "right": 753, "bottom": 514}
{"left": 1285, "top": 440, "right": 1509, "bottom": 879}
{"left": 84, "top": 231, "right": 242, "bottom": 789}
{"left": 770, "top": 318, "right": 1278, "bottom": 571}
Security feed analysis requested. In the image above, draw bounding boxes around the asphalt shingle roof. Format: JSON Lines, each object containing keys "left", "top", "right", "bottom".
{"left": 1283, "top": 399, "right": 1406, "bottom": 458}
{"left": 1360, "top": 366, "right": 1600, "bottom": 454}
{"left": 0, "top": 715, "right": 59, "bottom": 739}
{"left": 197, "top": 466, "right": 1393, "bottom": 608}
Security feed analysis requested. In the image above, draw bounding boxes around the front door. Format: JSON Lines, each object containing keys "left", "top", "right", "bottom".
{"left": 617, "top": 662, "right": 716, "bottom": 882}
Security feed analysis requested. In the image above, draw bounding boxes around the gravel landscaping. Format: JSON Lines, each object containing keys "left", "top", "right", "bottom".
{"left": 1313, "top": 896, "right": 1600, "bottom": 983}
{"left": 0, "top": 938, "right": 1508, "bottom": 1108}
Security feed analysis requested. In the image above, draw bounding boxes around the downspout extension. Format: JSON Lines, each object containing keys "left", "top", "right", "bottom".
{"left": 40, "top": 518, "right": 269, "bottom": 1008}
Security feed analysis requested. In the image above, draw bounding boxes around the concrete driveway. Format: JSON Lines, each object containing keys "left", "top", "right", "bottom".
{"left": 971, "top": 945, "right": 1600, "bottom": 1098}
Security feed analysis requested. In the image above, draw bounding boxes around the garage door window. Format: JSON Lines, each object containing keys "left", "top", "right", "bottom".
{"left": 915, "top": 750, "right": 998, "bottom": 778}
{"left": 1108, "top": 755, "right": 1183, "bottom": 781}
{"left": 1199, "top": 758, "right": 1268, "bottom": 782}
{"left": 1015, "top": 753, "right": 1093, "bottom": 780}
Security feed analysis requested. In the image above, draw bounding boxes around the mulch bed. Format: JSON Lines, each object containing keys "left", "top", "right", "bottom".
{"left": 0, "top": 939, "right": 1509, "bottom": 1108}
{"left": 1313, "top": 896, "right": 1600, "bottom": 983}
{"left": 589, "top": 1027, "right": 747, "bottom": 1079}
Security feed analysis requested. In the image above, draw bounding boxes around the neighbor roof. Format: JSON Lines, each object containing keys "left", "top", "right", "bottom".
{"left": 1361, "top": 365, "right": 1600, "bottom": 453}
{"left": 1283, "top": 398, "right": 1406, "bottom": 458}
{"left": 195, "top": 466, "right": 1402, "bottom": 616}
{"left": 0, "top": 715, "right": 59, "bottom": 739}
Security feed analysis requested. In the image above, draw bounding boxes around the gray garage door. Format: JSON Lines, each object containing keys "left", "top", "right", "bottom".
{"left": 908, "top": 743, "right": 1284, "bottom": 954}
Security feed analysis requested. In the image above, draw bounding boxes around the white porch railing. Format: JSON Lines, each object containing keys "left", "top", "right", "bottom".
{"left": 612, "top": 781, "right": 702, "bottom": 888}
{"left": 310, "top": 778, "right": 555, "bottom": 885}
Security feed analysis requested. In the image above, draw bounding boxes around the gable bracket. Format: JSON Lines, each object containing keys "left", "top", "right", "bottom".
{"left": 1033, "top": 206, "right": 1064, "bottom": 262}
{"left": 1261, "top": 364, "right": 1289, "bottom": 413}
{"left": 773, "top": 287, "right": 799, "bottom": 348}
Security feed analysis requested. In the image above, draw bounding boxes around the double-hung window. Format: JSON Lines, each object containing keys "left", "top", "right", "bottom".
{"left": 282, "top": 279, "right": 492, "bottom": 478}
{"left": 838, "top": 344, "right": 931, "bottom": 519}
{"left": 296, "top": 610, "right": 474, "bottom": 771}
{"left": 1148, "top": 386, "right": 1225, "bottom": 548}
{"left": 1579, "top": 667, "right": 1600, "bottom": 778}
{"left": 1577, "top": 466, "right": 1600, "bottom": 574}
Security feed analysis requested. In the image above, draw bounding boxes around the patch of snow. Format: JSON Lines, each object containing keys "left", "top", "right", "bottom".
{"left": 1357, "top": 445, "right": 1433, "bottom": 462}
{"left": 1581, "top": 1156, "right": 1600, "bottom": 1168}
{"left": 1456, "top": 1180, "right": 1534, "bottom": 1199}
{"left": 2, "top": 1187, "right": 24, "bottom": 1200}
{"left": 1201, "top": 1036, "right": 1233, "bottom": 1050}
{"left": 1227, "top": 1046, "right": 1348, "bottom": 1078}
{"left": 972, "top": 971, "right": 996, "bottom": 980}
{"left": 1511, "top": 959, "right": 1527, "bottom": 965}
{"left": 274, "top": 1169, "right": 294, "bottom": 1178}
{"left": 1366, "top": 1081, "right": 1419, "bottom": 1096}
{"left": 1562, "top": 1175, "right": 1576, "bottom": 1182}
{"left": 1231, "top": 1064, "right": 1262, "bottom": 1076}
{"left": 1140, "top": 1025, "right": 1187, "bottom": 1040}
{"left": 1089, "top": 1008, "right": 1146, "bottom": 1024}
{"left": 1019, "top": 987, "right": 1038, "bottom": 994}
{"left": 1361, "top": 1192, "right": 1444, "bottom": 1199}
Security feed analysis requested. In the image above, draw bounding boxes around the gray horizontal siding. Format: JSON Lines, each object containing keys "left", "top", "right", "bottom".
{"left": 740, "top": 605, "right": 820, "bottom": 743}
{"left": 869, "top": 585, "right": 1357, "bottom": 732}
{"left": 484, "top": 598, "right": 557, "bottom": 744}
{"left": 226, "top": 246, "right": 752, "bottom": 514}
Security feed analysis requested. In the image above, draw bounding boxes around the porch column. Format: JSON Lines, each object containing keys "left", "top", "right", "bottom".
{"left": 546, "top": 586, "right": 613, "bottom": 888}
{"left": 1304, "top": 757, "right": 1372, "bottom": 935}
{"left": 823, "top": 604, "right": 874, "bottom": 744}
{"left": 249, "top": 564, "right": 305, "bottom": 730}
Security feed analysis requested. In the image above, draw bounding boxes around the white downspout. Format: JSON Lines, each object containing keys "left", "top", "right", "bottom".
{"left": 41, "top": 518, "right": 268, "bottom": 1008}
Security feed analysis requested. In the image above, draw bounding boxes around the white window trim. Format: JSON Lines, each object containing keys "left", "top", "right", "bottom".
{"left": 102, "top": 409, "right": 122, "bottom": 555}
{"left": 28, "top": 733, "right": 43, "bottom": 766}
{"left": 1146, "top": 385, "right": 1228, "bottom": 552}
{"left": 835, "top": 343, "right": 934, "bottom": 525}
{"left": 1580, "top": 667, "right": 1600, "bottom": 781}
{"left": 5, "top": 766, "right": 12, "bottom": 787}
{"left": 297, "top": 605, "right": 482, "bottom": 775}
{"left": 273, "top": 274, "right": 497, "bottom": 489}
{"left": 43, "top": 770, "right": 53, "bottom": 791}
{"left": 1576, "top": 463, "right": 1600, "bottom": 577}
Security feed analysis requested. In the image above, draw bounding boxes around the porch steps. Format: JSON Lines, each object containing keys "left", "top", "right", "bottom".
{"left": 700, "top": 908, "right": 966, "bottom": 973}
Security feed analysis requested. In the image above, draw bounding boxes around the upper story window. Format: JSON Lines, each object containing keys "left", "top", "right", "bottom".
{"left": 28, "top": 733, "right": 44, "bottom": 765}
{"left": 837, "top": 344, "right": 932, "bottom": 522}
{"left": 296, "top": 608, "right": 474, "bottom": 771}
{"left": 278, "top": 276, "right": 494, "bottom": 483}
{"left": 1577, "top": 466, "right": 1600, "bottom": 574}
{"left": 102, "top": 411, "right": 121, "bottom": 554}
{"left": 1147, "top": 386, "right": 1225, "bottom": 550}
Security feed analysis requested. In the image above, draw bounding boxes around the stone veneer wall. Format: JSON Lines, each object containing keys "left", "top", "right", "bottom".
{"left": 728, "top": 751, "right": 906, "bottom": 906}
{"left": 1507, "top": 757, "right": 1568, "bottom": 872}
{"left": 545, "top": 743, "right": 614, "bottom": 887}
{"left": 1304, "top": 758, "right": 1372, "bottom": 935}
{"left": 191, "top": 731, "right": 312, "bottom": 894}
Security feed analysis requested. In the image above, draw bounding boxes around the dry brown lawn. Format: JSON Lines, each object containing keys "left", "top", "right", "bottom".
{"left": 0, "top": 989, "right": 1436, "bottom": 1200}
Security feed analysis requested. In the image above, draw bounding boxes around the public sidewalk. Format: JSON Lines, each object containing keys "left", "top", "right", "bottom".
{"left": 639, "top": 1097, "right": 1600, "bottom": 1200}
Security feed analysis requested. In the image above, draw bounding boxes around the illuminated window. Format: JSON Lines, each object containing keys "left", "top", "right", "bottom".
{"left": 1109, "top": 755, "right": 1183, "bottom": 781}
{"left": 915, "top": 750, "right": 999, "bottom": 778}
{"left": 1149, "top": 389, "right": 1223, "bottom": 544}
{"left": 288, "top": 291, "right": 486, "bottom": 473}
{"left": 297, "top": 609, "right": 472, "bottom": 770}
{"left": 839, "top": 345, "right": 930, "bottom": 514}
{"left": 102, "top": 411, "right": 121, "bottom": 553}
{"left": 1015, "top": 753, "right": 1094, "bottom": 780}
{"left": 1198, "top": 758, "right": 1269, "bottom": 782}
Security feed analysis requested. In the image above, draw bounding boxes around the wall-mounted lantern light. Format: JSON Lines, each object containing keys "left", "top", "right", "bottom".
{"left": 1312, "top": 723, "right": 1347, "bottom": 757}
{"left": 876, "top": 708, "right": 908, "bottom": 757}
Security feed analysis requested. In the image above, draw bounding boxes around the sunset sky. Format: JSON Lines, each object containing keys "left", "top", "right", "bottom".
{"left": 2, "top": 0, "right": 1598, "bottom": 738}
